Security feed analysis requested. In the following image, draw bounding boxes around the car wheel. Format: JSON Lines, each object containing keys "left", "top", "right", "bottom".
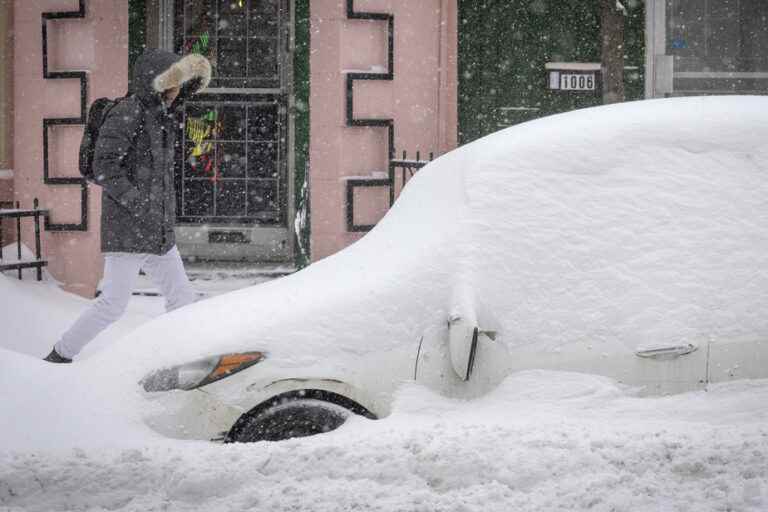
{"left": 226, "top": 389, "right": 376, "bottom": 443}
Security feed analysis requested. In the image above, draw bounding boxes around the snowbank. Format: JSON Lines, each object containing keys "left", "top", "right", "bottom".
{"left": 1, "top": 372, "right": 767, "bottom": 511}
{"left": 1, "top": 228, "right": 767, "bottom": 512}
{"left": 0, "top": 245, "right": 164, "bottom": 358}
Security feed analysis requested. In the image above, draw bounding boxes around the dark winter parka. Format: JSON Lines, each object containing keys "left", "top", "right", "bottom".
{"left": 94, "top": 49, "right": 211, "bottom": 254}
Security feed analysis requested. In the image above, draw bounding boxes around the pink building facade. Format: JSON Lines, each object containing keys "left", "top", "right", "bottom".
{"left": 1, "top": 0, "right": 458, "bottom": 297}
{"left": 9, "top": 1, "right": 129, "bottom": 296}
{"left": 309, "top": 0, "right": 457, "bottom": 260}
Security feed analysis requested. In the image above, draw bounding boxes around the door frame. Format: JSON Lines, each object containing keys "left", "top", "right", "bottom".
{"left": 150, "top": 0, "right": 296, "bottom": 262}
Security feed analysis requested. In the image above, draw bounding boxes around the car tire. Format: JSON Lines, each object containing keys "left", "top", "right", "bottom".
{"left": 226, "top": 389, "right": 375, "bottom": 443}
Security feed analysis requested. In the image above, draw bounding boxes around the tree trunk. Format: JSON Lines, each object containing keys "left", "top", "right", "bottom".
{"left": 600, "top": 0, "right": 625, "bottom": 104}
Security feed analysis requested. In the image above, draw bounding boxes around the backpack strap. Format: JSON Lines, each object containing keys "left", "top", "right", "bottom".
{"left": 122, "top": 94, "right": 145, "bottom": 149}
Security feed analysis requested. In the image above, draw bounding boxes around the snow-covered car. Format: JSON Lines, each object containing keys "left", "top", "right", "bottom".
{"left": 109, "top": 96, "right": 768, "bottom": 443}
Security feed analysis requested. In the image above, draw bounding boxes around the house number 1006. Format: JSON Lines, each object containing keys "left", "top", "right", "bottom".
{"left": 560, "top": 73, "right": 596, "bottom": 91}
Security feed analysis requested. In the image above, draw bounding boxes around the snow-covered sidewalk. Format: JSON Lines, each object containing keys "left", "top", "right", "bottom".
{"left": 1, "top": 269, "right": 767, "bottom": 511}
{"left": 1, "top": 373, "right": 767, "bottom": 512}
{"left": 0, "top": 244, "right": 282, "bottom": 359}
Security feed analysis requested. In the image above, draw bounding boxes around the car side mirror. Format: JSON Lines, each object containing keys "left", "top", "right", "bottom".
{"left": 448, "top": 315, "right": 478, "bottom": 381}
{"left": 448, "top": 315, "right": 496, "bottom": 381}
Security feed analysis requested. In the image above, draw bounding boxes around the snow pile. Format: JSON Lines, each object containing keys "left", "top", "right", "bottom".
{"left": 1, "top": 371, "right": 767, "bottom": 511}
{"left": 423, "top": 95, "right": 768, "bottom": 353}
{"left": 1, "top": 269, "right": 768, "bottom": 511}
{"left": 0, "top": 246, "right": 164, "bottom": 358}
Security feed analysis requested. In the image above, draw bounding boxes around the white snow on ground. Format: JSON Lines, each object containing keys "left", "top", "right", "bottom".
{"left": 0, "top": 244, "right": 284, "bottom": 358}
{"left": 0, "top": 244, "right": 165, "bottom": 359}
{"left": 1, "top": 266, "right": 768, "bottom": 511}
{"left": 1, "top": 341, "right": 767, "bottom": 511}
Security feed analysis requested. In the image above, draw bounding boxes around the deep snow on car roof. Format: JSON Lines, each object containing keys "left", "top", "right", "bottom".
{"left": 387, "top": 95, "right": 768, "bottom": 352}
{"left": 390, "top": 95, "right": 766, "bottom": 220}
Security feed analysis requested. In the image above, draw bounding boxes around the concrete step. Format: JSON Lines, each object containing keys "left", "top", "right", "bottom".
{"left": 97, "top": 261, "right": 297, "bottom": 298}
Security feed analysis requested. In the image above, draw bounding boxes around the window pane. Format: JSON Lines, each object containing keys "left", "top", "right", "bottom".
{"left": 184, "top": 105, "right": 218, "bottom": 180}
{"left": 248, "top": 38, "right": 279, "bottom": 80}
{"left": 709, "top": 17, "right": 740, "bottom": 70}
{"left": 668, "top": 0, "right": 768, "bottom": 73}
{"left": 668, "top": 0, "right": 704, "bottom": 19}
{"left": 250, "top": 12, "right": 278, "bottom": 36}
{"left": 181, "top": 0, "right": 282, "bottom": 90}
{"left": 709, "top": 0, "right": 739, "bottom": 18}
{"left": 184, "top": 2, "right": 215, "bottom": 36}
{"left": 251, "top": 0, "right": 278, "bottom": 15}
{"left": 247, "top": 142, "right": 278, "bottom": 178}
{"left": 219, "top": 105, "right": 246, "bottom": 140}
{"left": 218, "top": 37, "right": 247, "bottom": 79}
{"left": 218, "top": 143, "right": 247, "bottom": 178}
{"left": 185, "top": 140, "right": 213, "bottom": 179}
{"left": 218, "top": 0, "right": 248, "bottom": 37}
{"left": 247, "top": 104, "right": 278, "bottom": 141}
{"left": 247, "top": 180, "right": 278, "bottom": 217}
{"left": 216, "top": 180, "right": 247, "bottom": 217}
{"left": 183, "top": 180, "right": 214, "bottom": 217}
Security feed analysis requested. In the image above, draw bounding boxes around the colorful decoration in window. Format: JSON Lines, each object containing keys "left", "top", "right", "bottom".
{"left": 186, "top": 110, "right": 221, "bottom": 182}
{"left": 186, "top": 32, "right": 210, "bottom": 56}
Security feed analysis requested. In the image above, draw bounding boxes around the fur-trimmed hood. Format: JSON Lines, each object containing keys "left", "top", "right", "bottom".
{"left": 131, "top": 49, "right": 211, "bottom": 107}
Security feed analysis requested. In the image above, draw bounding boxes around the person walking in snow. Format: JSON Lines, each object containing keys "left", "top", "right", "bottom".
{"left": 44, "top": 49, "right": 212, "bottom": 363}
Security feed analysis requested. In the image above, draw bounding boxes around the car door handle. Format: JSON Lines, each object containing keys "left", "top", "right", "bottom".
{"left": 635, "top": 343, "right": 698, "bottom": 360}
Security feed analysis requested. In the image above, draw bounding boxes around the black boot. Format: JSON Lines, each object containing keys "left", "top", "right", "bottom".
{"left": 43, "top": 348, "right": 72, "bottom": 364}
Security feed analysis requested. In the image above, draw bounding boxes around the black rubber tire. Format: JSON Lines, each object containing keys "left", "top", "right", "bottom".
{"left": 226, "top": 391, "right": 375, "bottom": 443}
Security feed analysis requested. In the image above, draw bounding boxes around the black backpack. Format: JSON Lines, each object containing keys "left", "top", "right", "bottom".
{"left": 78, "top": 95, "right": 142, "bottom": 183}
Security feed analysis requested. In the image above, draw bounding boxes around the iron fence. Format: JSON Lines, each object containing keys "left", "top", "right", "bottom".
{"left": 346, "top": 149, "right": 435, "bottom": 232}
{"left": 0, "top": 198, "right": 49, "bottom": 281}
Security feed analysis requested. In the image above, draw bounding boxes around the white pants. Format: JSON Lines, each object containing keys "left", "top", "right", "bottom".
{"left": 56, "top": 246, "right": 197, "bottom": 359}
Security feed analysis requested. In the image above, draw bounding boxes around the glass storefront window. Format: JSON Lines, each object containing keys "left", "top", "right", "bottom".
{"left": 179, "top": 101, "right": 283, "bottom": 224}
{"left": 174, "top": 0, "right": 289, "bottom": 228}
{"left": 666, "top": 0, "right": 768, "bottom": 93}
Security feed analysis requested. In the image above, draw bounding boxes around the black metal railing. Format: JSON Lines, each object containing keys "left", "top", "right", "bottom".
{"left": 0, "top": 198, "right": 49, "bottom": 281}
{"left": 388, "top": 150, "right": 433, "bottom": 206}
{"left": 344, "top": 0, "right": 395, "bottom": 232}
{"left": 41, "top": 0, "right": 89, "bottom": 231}
{"left": 345, "top": 149, "right": 434, "bottom": 232}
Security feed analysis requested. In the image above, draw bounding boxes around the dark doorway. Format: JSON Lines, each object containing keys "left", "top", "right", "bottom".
{"left": 173, "top": 0, "right": 292, "bottom": 261}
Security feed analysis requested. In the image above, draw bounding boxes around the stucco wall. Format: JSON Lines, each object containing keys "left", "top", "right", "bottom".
{"left": 0, "top": 1, "right": 14, "bottom": 243}
{"left": 14, "top": 0, "right": 128, "bottom": 296}
{"left": 309, "top": 0, "right": 458, "bottom": 261}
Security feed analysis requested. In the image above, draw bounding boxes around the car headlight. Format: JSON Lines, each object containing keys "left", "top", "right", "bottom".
{"left": 141, "top": 352, "right": 266, "bottom": 392}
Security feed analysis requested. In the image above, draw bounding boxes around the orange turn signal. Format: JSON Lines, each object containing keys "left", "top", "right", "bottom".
{"left": 208, "top": 352, "right": 266, "bottom": 382}
{"left": 142, "top": 351, "right": 267, "bottom": 392}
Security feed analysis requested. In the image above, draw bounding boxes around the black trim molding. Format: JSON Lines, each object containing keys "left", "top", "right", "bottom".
{"left": 344, "top": 0, "right": 395, "bottom": 232}
{"left": 41, "top": 0, "right": 89, "bottom": 231}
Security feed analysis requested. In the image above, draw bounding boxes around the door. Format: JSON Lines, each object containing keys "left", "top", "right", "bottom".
{"left": 416, "top": 325, "right": 708, "bottom": 398}
{"left": 649, "top": 0, "right": 768, "bottom": 97}
{"left": 172, "top": 0, "right": 293, "bottom": 262}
